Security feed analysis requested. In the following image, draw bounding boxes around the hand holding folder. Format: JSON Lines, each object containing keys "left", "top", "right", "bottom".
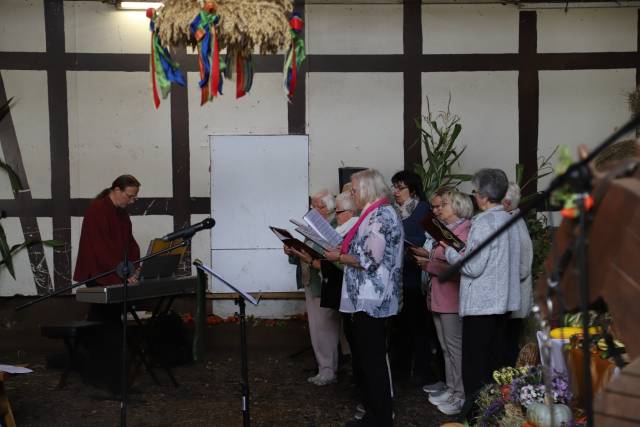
{"left": 420, "top": 212, "right": 465, "bottom": 252}
{"left": 269, "top": 226, "right": 324, "bottom": 260}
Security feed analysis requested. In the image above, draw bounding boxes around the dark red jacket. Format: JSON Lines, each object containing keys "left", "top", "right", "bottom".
{"left": 73, "top": 196, "right": 140, "bottom": 285}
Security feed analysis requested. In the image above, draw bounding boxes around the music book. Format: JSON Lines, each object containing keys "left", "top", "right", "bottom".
{"left": 302, "top": 209, "right": 343, "bottom": 248}
{"left": 420, "top": 212, "right": 466, "bottom": 252}
{"left": 289, "top": 219, "right": 333, "bottom": 250}
{"left": 140, "top": 238, "right": 188, "bottom": 279}
{"left": 269, "top": 226, "right": 324, "bottom": 259}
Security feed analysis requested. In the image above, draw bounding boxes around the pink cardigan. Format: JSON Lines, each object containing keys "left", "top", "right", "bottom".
{"left": 425, "top": 219, "right": 471, "bottom": 314}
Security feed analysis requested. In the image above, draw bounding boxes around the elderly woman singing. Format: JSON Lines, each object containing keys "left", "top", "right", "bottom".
{"left": 442, "top": 169, "right": 521, "bottom": 406}
{"left": 325, "top": 169, "right": 404, "bottom": 426}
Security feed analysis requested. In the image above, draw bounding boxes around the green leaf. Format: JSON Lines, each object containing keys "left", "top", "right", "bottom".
{"left": 0, "top": 97, "right": 14, "bottom": 123}
{"left": 0, "top": 223, "right": 15, "bottom": 278}
{"left": 0, "top": 158, "right": 23, "bottom": 194}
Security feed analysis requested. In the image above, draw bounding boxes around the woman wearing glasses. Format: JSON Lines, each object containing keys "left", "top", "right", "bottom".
{"left": 413, "top": 189, "right": 473, "bottom": 415}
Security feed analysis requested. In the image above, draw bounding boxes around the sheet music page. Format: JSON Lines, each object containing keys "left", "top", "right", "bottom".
{"left": 303, "top": 209, "right": 342, "bottom": 248}
{"left": 294, "top": 227, "right": 332, "bottom": 250}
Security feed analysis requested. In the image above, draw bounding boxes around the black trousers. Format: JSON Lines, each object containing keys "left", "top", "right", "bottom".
{"left": 461, "top": 313, "right": 509, "bottom": 400}
{"left": 505, "top": 318, "right": 524, "bottom": 367}
{"left": 389, "top": 286, "right": 443, "bottom": 384}
{"left": 352, "top": 312, "right": 393, "bottom": 427}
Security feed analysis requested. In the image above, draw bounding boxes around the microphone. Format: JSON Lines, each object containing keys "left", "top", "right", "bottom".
{"left": 162, "top": 218, "right": 215, "bottom": 241}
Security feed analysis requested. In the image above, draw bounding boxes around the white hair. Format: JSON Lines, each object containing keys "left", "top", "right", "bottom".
{"left": 335, "top": 191, "right": 356, "bottom": 211}
{"left": 503, "top": 182, "right": 521, "bottom": 210}
{"left": 311, "top": 189, "right": 335, "bottom": 214}
{"left": 351, "top": 169, "right": 391, "bottom": 205}
{"left": 443, "top": 189, "right": 474, "bottom": 219}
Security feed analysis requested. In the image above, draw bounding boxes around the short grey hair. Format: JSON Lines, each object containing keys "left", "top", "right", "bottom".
{"left": 312, "top": 189, "right": 335, "bottom": 214}
{"left": 472, "top": 168, "right": 508, "bottom": 203}
{"left": 443, "top": 189, "right": 474, "bottom": 219}
{"left": 503, "top": 182, "right": 521, "bottom": 210}
{"left": 335, "top": 191, "right": 356, "bottom": 212}
{"left": 351, "top": 169, "right": 390, "bottom": 205}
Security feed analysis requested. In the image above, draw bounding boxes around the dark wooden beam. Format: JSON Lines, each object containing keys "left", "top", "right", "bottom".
{"left": 403, "top": 0, "right": 423, "bottom": 170}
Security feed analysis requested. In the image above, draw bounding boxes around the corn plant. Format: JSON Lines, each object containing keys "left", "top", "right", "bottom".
{"left": 0, "top": 97, "right": 62, "bottom": 278}
{"left": 414, "top": 96, "right": 472, "bottom": 199}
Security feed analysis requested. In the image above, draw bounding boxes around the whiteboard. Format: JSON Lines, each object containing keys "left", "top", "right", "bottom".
{"left": 210, "top": 135, "right": 309, "bottom": 293}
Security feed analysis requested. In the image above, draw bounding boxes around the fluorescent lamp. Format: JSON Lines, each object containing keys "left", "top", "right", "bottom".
{"left": 117, "top": 1, "right": 163, "bottom": 10}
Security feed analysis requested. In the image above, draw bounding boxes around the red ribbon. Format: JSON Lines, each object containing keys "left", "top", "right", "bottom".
{"left": 150, "top": 33, "right": 160, "bottom": 109}
{"left": 210, "top": 24, "right": 220, "bottom": 99}
{"left": 236, "top": 53, "right": 245, "bottom": 98}
{"left": 340, "top": 198, "right": 389, "bottom": 254}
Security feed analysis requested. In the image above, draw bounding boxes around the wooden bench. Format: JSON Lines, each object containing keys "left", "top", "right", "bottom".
{"left": 40, "top": 320, "right": 103, "bottom": 389}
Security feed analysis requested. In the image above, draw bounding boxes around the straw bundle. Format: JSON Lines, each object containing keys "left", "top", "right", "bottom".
{"left": 154, "top": 0, "right": 293, "bottom": 53}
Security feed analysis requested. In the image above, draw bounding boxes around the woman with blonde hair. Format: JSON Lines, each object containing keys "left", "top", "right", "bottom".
{"left": 414, "top": 189, "right": 473, "bottom": 415}
{"left": 325, "top": 169, "right": 403, "bottom": 426}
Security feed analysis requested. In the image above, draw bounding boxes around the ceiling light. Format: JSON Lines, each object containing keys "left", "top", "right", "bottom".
{"left": 117, "top": 1, "right": 163, "bottom": 10}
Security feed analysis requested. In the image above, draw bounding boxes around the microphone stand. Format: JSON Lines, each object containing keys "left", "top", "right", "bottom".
{"left": 439, "top": 114, "right": 640, "bottom": 427}
{"left": 193, "top": 260, "right": 260, "bottom": 427}
{"left": 15, "top": 239, "right": 190, "bottom": 427}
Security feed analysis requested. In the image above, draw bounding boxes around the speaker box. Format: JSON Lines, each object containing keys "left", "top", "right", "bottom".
{"left": 338, "top": 167, "right": 367, "bottom": 192}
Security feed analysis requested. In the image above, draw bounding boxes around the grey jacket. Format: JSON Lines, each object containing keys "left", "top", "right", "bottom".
{"left": 445, "top": 205, "right": 522, "bottom": 317}
{"left": 510, "top": 210, "right": 534, "bottom": 318}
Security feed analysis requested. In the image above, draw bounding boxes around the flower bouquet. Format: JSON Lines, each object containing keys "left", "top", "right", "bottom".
{"left": 474, "top": 365, "right": 579, "bottom": 427}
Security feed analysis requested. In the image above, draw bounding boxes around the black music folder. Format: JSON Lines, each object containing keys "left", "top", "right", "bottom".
{"left": 269, "top": 226, "right": 324, "bottom": 259}
{"left": 421, "top": 212, "right": 465, "bottom": 252}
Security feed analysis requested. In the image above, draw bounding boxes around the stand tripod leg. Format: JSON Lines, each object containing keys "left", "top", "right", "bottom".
{"left": 237, "top": 298, "right": 250, "bottom": 427}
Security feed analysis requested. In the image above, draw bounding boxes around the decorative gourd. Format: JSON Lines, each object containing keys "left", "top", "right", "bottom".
{"left": 526, "top": 402, "right": 572, "bottom": 427}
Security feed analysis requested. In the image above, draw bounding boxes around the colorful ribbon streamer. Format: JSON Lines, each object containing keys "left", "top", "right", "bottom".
{"left": 147, "top": 8, "right": 186, "bottom": 109}
{"left": 235, "top": 53, "right": 254, "bottom": 98}
{"left": 190, "top": 5, "right": 224, "bottom": 105}
{"left": 283, "top": 12, "right": 306, "bottom": 99}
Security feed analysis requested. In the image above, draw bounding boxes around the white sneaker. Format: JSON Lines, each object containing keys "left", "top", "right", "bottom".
{"left": 422, "top": 381, "right": 446, "bottom": 393}
{"left": 437, "top": 395, "right": 464, "bottom": 415}
{"left": 307, "top": 374, "right": 320, "bottom": 383}
{"left": 428, "top": 389, "right": 452, "bottom": 405}
{"left": 354, "top": 404, "right": 366, "bottom": 420}
{"left": 310, "top": 373, "right": 337, "bottom": 386}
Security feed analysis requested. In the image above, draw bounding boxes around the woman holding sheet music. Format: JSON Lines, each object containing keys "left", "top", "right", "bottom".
{"left": 412, "top": 189, "right": 473, "bottom": 415}
{"left": 325, "top": 169, "right": 403, "bottom": 427}
{"left": 284, "top": 190, "right": 342, "bottom": 386}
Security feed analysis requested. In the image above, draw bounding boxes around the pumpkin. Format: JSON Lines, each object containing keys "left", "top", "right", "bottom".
{"left": 526, "top": 402, "right": 572, "bottom": 427}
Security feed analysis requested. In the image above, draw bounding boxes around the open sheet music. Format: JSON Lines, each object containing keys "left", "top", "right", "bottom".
{"left": 302, "top": 209, "right": 343, "bottom": 248}
{"left": 269, "top": 226, "right": 324, "bottom": 259}
{"left": 289, "top": 219, "right": 333, "bottom": 250}
{"left": 421, "top": 211, "right": 466, "bottom": 252}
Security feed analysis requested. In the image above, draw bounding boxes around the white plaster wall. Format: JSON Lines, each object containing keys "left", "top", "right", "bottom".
{"left": 537, "top": 8, "right": 637, "bottom": 53}
{"left": 306, "top": 4, "right": 403, "bottom": 54}
{"left": 0, "top": 0, "right": 46, "bottom": 52}
{"left": 0, "top": 218, "right": 54, "bottom": 296}
{"left": 0, "top": 70, "right": 51, "bottom": 198}
{"left": 422, "top": 4, "right": 519, "bottom": 54}
{"left": 188, "top": 73, "right": 288, "bottom": 198}
{"left": 67, "top": 71, "right": 172, "bottom": 197}
{"left": 211, "top": 299, "right": 306, "bottom": 319}
{"left": 538, "top": 69, "right": 636, "bottom": 190}
{"left": 64, "top": 1, "right": 150, "bottom": 54}
{"left": 421, "top": 71, "right": 520, "bottom": 190}
{"left": 130, "top": 215, "right": 173, "bottom": 255}
{"left": 307, "top": 72, "right": 404, "bottom": 194}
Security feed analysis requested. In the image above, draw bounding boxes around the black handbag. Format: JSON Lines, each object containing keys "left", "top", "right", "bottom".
{"left": 319, "top": 261, "right": 343, "bottom": 310}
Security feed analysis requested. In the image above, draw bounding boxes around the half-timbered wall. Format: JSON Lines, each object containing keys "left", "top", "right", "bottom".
{"left": 1, "top": 2, "right": 637, "bottom": 316}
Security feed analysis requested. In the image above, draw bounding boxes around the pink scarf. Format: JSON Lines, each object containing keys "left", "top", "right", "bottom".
{"left": 340, "top": 198, "right": 389, "bottom": 254}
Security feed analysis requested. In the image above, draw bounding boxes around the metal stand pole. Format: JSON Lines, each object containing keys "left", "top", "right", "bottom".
{"left": 237, "top": 297, "right": 250, "bottom": 427}
{"left": 577, "top": 194, "right": 594, "bottom": 427}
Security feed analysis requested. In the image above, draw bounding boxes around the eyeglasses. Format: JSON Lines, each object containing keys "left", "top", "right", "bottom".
{"left": 124, "top": 192, "right": 138, "bottom": 200}
{"left": 392, "top": 184, "right": 408, "bottom": 191}
{"left": 431, "top": 204, "right": 442, "bottom": 210}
